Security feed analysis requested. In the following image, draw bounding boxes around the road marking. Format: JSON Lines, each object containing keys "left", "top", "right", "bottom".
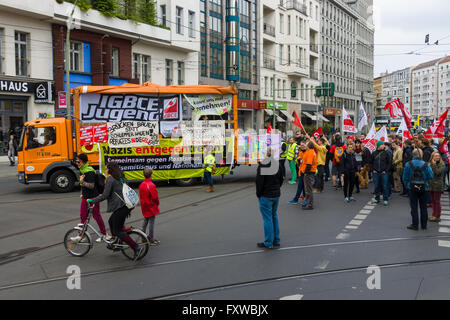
{"left": 440, "top": 216, "right": 450, "bottom": 220}
{"left": 359, "top": 210, "right": 371, "bottom": 214}
{"left": 280, "top": 294, "right": 304, "bottom": 300}
{"left": 441, "top": 211, "right": 450, "bottom": 214}
{"left": 439, "top": 227, "right": 450, "bottom": 233}
{"left": 355, "top": 215, "right": 368, "bottom": 220}
{"left": 438, "top": 240, "right": 450, "bottom": 248}
{"left": 363, "top": 206, "right": 375, "bottom": 210}
{"left": 314, "top": 260, "right": 330, "bottom": 270}
{"left": 439, "top": 221, "right": 450, "bottom": 227}
{"left": 349, "top": 220, "right": 363, "bottom": 226}
{"left": 336, "top": 233, "right": 351, "bottom": 240}
{"left": 345, "top": 225, "right": 359, "bottom": 230}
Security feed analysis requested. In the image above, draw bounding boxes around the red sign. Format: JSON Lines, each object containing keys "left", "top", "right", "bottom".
{"left": 80, "top": 126, "right": 94, "bottom": 146}
{"left": 58, "top": 92, "right": 67, "bottom": 108}
{"left": 163, "top": 98, "right": 179, "bottom": 120}
{"left": 323, "top": 108, "right": 336, "bottom": 116}
{"left": 238, "top": 99, "right": 266, "bottom": 110}
{"left": 93, "top": 124, "right": 108, "bottom": 143}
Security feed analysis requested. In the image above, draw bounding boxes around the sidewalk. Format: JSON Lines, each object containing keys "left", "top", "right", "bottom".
{"left": 0, "top": 156, "right": 10, "bottom": 164}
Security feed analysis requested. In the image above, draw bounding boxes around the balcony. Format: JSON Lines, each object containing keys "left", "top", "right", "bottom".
{"left": 310, "top": 44, "right": 319, "bottom": 54}
{"left": 280, "top": 0, "right": 308, "bottom": 16}
{"left": 263, "top": 23, "right": 275, "bottom": 37}
{"left": 310, "top": 69, "right": 319, "bottom": 80}
{"left": 263, "top": 56, "right": 275, "bottom": 70}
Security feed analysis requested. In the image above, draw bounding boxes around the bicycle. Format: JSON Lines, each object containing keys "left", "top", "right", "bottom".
{"left": 63, "top": 205, "right": 150, "bottom": 261}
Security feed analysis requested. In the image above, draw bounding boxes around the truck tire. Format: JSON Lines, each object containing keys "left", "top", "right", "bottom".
{"left": 50, "top": 170, "right": 75, "bottom": 193}
{"left": 175, "top": 178, "right": 197, "bottom": 187}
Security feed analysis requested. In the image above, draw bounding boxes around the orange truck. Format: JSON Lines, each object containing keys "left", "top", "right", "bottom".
{"left": 17, "top": 83, "right": 238, "bottom": 193}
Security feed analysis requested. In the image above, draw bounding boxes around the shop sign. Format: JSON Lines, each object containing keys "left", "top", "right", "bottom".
{"left": 34, "top": 82, "right": 55, "bottom": 104}
{"left": 266, "top": 101, "right": 287, "bottom": 110}
{"left": 0, "top": 79, "right": 33, "bottom": 93}
{"left": 323, "top": 108, "right": 336, "bottom": 116}
{"left": 238, "top": 99, "right": 261, "bottom": 110}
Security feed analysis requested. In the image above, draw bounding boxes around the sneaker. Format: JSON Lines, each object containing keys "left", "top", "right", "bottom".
{"left": 407, "top": 225, "right": 418, "bottom": 231}
{"left": 96, "top": 237, "right": 103, "bottom": 243}
{"left": 372, "top": 200, "right": 379, "bottom": 205}
{"left": 288, "top": 200, "right": 298, "bottom": 205}
{"left": 104, "top": 234, "right": 113, "bottom": 241}
{"left": 70, "top": 235, "right": 83, "bottom": 242}
{"left": 350, "top": 197, "right": 356, "bottom": 202}
{"left": 273, "top": 242, "right": 281, "bottom": 247}
{"left": 299, "top": 196, "right": 305, "bottom": 200}
{"left": 383, "top": 201, "right": 388, "bottom": 206}
{"left": 301, "top": 200, "right": 307, "bottom": 207}
{"left": 133, "top": 245, "right": 144, "bottom": 262}
{"left": 345, "top": 197, "right": 350, "bottom": 203}
{"left": 150, "top": 239, "right": 160, "bottom": 246}
{"left": 429, "top": 217, "right": 441, "bottom": 222}
{"left": 288, "top": 181, "right": 296, "bottom": 185}
{"left": 257, "top": 242, "right": 273, "bottom": 249}
{"left": 313, "top": 189, "right": 321, "bottom": 194}
{"left": 302, "top": 206, "right": 314, "bottom": 210}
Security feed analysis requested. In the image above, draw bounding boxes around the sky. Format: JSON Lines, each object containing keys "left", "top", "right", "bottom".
{"left": 373, "top": 0, "right": 450, "bottom": 77}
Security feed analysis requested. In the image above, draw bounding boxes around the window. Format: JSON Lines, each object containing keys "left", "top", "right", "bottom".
{"left": 280, "top": 14, "right": 284, "bottom": 34}
{"left": 27, "top": 126, "right": 57, "bottom": 149}
{"left": 0, "top": 29, "right": 3, "bottom": 74}
{"left": 160, "top": 5, "right": 167, "bottom": 27}
{"left": 69, "top": 41, "right": 83, "bottom": 72}
{"left": 177, "top": 61, "right": 184, "bottom": 85}
{"left": 166, "top": 59, "right": 173, "bottom": 85}
{"left": 133, "top": 53, "right": 140, "bottom": 80}
{"left": 188, "top": 11, "right": 196, "bottom": 38}
{"left": 111, "top": 47, "right": 120, "bottom": 77}
{"left": 15, "top": 31, "right": 28, "bottom": 76}
{"left": 141, "top": 55, "right": 150, "bottom": 83}
{"left": 176, "top": 7, "right": 184, "bottom": 35}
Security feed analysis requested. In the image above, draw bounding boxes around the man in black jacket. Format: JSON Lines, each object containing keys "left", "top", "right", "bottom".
{"left": 421, "top": 138, "right": 434, "bottom": 163}
{"left": 371, "top": 141, "right": 392, "bottom": 205}
{"left": 256, "top": 149, "right": 283, "bottom": 249}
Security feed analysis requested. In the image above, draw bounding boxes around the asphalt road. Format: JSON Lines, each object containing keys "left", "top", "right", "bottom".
{"left": 1, "top": 162, "right": 450, "bottom": 300}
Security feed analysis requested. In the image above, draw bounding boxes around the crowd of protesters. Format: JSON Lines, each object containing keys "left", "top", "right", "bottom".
{"left": 255, "top": 128, "right": 450, "bottom": 248}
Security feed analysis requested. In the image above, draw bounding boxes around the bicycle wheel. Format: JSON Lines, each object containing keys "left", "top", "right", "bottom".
{"left": 121, "top": 230, "right": 149, "bottom": 261}
{"left": 64, "top": 228, "right": 93, "bottom": 257}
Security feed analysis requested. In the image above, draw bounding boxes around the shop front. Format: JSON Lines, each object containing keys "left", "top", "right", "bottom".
{"left": 0, "top": 79, "right": 54, "bottom": 154}
{"left": 263, "top": 101, "right": 288, "bottom": 133}
{"left": 237, "top": 99, "right": 266, "bottom": 132}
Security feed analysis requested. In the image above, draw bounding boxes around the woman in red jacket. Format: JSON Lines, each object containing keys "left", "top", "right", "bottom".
{"left": 139, "top": 168, "right": 160, "bottom": 246}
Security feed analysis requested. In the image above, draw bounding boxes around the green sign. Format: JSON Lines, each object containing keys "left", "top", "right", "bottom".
{"left": 267, "top": 101, "right": 287, "bottom": 110}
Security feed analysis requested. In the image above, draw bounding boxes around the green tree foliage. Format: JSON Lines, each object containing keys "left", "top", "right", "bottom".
{"left": 91, "top": 0, "right": 118, "bottom": 17}
{"left": 137, "top": 0, "right": 157, "bottom": 26}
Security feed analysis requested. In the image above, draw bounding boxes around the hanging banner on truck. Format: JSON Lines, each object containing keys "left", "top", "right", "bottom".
{"left": 184, "top": 94, "right": 233, "bottom": 117}
{"left": 99, "top": 134, "right": 234, "bottom": 180}
{"left": 93, "top": 124, "right": 108, "bottom": 143}
{"left": 79, "top": 93, "right": 180, "bottom": 122}
{"left": 179, "top": 120, "right": 225, "bottom": 146}
{"left": 107, "top": 121, "right": 159, "bottom": 148}
{"left": 80, "top": 126, "right": 94, "bottom": 146}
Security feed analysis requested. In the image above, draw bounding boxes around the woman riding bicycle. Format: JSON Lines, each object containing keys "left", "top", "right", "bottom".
{"left": 87, "top": 161, "right": 144, "bottom": 261}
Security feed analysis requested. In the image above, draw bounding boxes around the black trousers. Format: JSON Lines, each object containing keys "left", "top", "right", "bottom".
{"left": 314, "top": 165, "right": 325, "bottom": 191}
{"left": 409, "top": 190, "right": 428, "bottom": 229}
{"left": 280, "top": 159, "right": 286, "bottom": 179}
{"left": 343, "top": 172, "right": 356, "bottom": 198}
{"left": 109, "top": 206, "right": 131, "bottom": 238}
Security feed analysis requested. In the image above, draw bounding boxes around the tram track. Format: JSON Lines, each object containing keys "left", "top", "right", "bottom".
{"left": 0, "top": 183, "right": 254, "bottom": 264}
{"left": 2, "top": 234, "right": 450, "bottom": 296}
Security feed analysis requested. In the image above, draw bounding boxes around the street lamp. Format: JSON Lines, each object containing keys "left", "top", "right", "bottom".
{"left": 65, "top": 0, "right": 79, "bottom": 120}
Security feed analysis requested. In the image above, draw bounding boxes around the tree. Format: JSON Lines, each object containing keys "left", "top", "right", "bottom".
{"left": 137, "top": 0, "right": 157, "bottom": 26}
{"left": 91, "top": 0, "right": 118, "bottom": 17}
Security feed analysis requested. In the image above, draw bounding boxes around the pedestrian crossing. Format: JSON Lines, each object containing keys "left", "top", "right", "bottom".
{"left": 438, "top": 193, "right": 450, "bottom": 248}
{"left": 336, "top": 200, "right": 376, "bottom": 240}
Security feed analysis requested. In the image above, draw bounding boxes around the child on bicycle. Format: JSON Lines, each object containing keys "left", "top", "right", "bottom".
{"left": 87, "top": 162, "right": 144, "bottom": 261}
{"left": 139, "top": 168, "right": 160, "bottom": 245}
{"left": 71, "top": 154, "right": 111, "bottom": 243}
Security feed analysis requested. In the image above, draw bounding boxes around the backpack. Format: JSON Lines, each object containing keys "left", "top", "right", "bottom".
{"left": 334, "top": 146, "right": 344, "bottom": 164}
{"left": 409, "top": 161, "right": 428, "bottom": 193}
{"left": 115, "top": 183, "right": 140, "bottom": 210}
{"left": 96, "top": 172, "right": 106, "bottom": 194}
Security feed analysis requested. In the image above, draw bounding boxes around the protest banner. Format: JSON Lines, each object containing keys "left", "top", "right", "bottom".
{"left": 180, "top": 120, "right": 225, "bottom": 146}
{"left": 107, "top": 121, "right": 159, "bottom": 148}
{"left": 80, "top": 126, "right": 94, "bottom": 146}
{"left": 93, "top": 124, "right": 108, "bottom": 143}
{"left": 184, "top": 94, "right": 233, "bottom": 118}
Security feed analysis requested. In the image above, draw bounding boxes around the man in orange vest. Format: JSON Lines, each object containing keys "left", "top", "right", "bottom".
{"left": 300, "top": 141, "right": 318, "bottom": 210}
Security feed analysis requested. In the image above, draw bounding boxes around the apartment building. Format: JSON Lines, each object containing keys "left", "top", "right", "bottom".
{"left": 320, "top": 0, "right": 374, "bottom": 128}
{"left": 260, "top": 0, "right": 321, "bottom": 131}
{"left": 380, "top": 67, "right": 411, "bottom": 116}
{"left": 0, "top": 1, "right": 55, "bottom": 153}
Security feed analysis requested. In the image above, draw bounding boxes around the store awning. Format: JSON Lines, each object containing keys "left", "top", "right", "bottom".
{"left": 280, "top": 110, "right": 294, "bottom": 121}
{"left": 264, "top": 109, "right": 273, "bottom": 116}
{"left": 315, "top": 112, "right": 330, "bottom": 122}
{"left": 276, "top": 114, "right": 285, "bottom": 123}
{"left": 302, "top": 111, "right": 317, "bottom": 120}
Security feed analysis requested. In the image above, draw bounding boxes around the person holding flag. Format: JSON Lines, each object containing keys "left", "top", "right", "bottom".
{"left": 307, "top": 130, "right": 329, "bottom": 193}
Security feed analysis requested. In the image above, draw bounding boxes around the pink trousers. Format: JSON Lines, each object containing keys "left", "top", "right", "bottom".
{"left": 80, "top": 197, "right": 107, "bottom": 235}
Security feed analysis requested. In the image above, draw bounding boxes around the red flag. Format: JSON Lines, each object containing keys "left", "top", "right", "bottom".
{"left": 384, "top": 99, "right": 412, "bottom": 129}
{"left": 266, "top": 124, "right": 273, "bottom": 134}
{"left": 293, "top": 111, "right": 305, "bottom": 132}
{"left": 342, "top": 107, "right": 357, "bottom": 133}
{"left": 312, "top": 127, "right": 323, "bottom": 140}
{"left": 425, "top": 108, "right": 449, "bottom": 139}
{"left": 440, "top": 141, "right": 449, "bottom": 154}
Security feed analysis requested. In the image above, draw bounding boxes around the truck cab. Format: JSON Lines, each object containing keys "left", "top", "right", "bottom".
{"left": 17, "top": 118, "right": 80, "bottom": 193}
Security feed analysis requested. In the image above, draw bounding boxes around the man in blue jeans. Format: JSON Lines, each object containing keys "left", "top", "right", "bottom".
{"left": 256, "top": 149, "right": 284, "bottom": 249}
{"left": 370, "top": 141, "right": 392, "bottom": 206}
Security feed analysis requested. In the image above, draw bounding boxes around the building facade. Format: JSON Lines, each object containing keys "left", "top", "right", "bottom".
{"left": 319, "top": 0, "right": 374, "bottom": 130}
{"left": 0, "top": 1, "right": 55, "bottom": 153}
{"left": 200, "top": 0, "right": 260, "bottom": 131}
{"left": 260, "top": 0, "right": 321, "bottom": 133}
{"left": 380, "top": 67, "right": 411, "bottom": 115}
{"left": 373, "top": 76, "right": 382, "bottom": 116}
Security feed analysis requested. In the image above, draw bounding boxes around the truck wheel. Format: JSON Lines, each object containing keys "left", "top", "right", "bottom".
{"left": 50, "top": 170, "right": 75, "bottom": 193}
{"left": 175, "top": 178, "right": 196, "bottom": 187}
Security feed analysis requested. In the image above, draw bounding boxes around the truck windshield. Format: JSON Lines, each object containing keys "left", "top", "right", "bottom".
{"left": 17, "top": 126, "right": 26, "bottom": 152}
